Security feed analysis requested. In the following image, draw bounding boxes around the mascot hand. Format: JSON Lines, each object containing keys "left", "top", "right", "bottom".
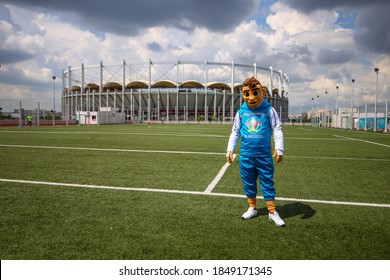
{"left": 226, "top": 151, "right": 233, "bottom": 163}
{"left": 273, "top": 150, "right": 283, "bottom": 163}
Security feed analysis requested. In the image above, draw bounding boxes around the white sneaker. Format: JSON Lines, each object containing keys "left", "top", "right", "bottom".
{"left": 241, "top": 207, "right": 258, "bottom": 220}
{"left": 268, "top": 211, "right": 285, "bottom": 227}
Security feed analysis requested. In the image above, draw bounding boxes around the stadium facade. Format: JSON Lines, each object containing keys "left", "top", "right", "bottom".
{"left": 61, "top": 60, "right": 289, "bottom": 124}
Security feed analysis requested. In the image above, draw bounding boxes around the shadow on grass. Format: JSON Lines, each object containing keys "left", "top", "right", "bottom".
{"left": 257, "top": 202, "right": 316, "bottom": 220}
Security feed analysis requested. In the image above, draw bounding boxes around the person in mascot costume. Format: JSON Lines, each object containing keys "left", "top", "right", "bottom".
{"left": 226, "top": 77, "right": 285, "bottom": 227}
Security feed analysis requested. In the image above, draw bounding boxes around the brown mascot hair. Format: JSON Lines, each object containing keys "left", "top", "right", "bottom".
{"left": 242, "top": 77, "right": 262, "bottom": 90}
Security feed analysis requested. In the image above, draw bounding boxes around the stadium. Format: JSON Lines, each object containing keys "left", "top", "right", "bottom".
{"left": 2, "top": 62, "right": 389, "bottom": 264}
{"left": 61, "top": 60, "right": 289, "bottom": 124}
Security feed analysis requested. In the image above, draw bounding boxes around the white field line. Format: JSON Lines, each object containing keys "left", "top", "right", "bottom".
{"left": 334, "top": 135, "right": 390, "bottom": 148}
{"left": 285, "top": 155, "right": 390, "bottom": 162}
{"left": 0, "top": 144, "right": 225, "bottom": 156}
{"left": 204, "top": 154, "right": 237, "bottom": 193}
{"left": 0, "top": 130, "right": 226, "bottom": 138}
{"left": 1, "top": 144, "right": 389, "bottom": 162}
{"left": 285, "top": 137, "right": 348, "bottom": 140}
{"left": 0, "top": 129, "right": 354, "bottom": 141}
{"left": 1, "top": 178, "right": 389, "bottom": 208}
{"left": 297, "top": 127, "right": 313, "bottom": 132}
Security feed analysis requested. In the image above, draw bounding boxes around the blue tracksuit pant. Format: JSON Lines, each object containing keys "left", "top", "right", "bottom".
{"left": 239, "top": 155, "right": 275, "bottom": 201}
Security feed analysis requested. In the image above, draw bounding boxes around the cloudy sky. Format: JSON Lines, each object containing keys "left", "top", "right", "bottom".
{"left": 0, "top": 0, "right": 389, "bottom": 114}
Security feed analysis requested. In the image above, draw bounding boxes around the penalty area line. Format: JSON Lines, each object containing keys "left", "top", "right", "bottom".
{"left": 1, "top": 178, "right": 390, "bottom": 208}
{"left": 0, "top": 144, "right": 225, "bottom": 156}
{"left": 204, "top": 154, "right": 237, "bottom": 193}
{"left": 334, "top": 135, "right": 390, "bottom": 148}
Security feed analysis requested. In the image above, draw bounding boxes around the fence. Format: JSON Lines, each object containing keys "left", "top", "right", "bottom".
{"left": 0, "top": 99, "right": 75, "bottom": 126}
{"left": 2, "top": 98, "right": 388, "bottom": 131}
{"left": 307, "top": 101, "right": 389, "bottom": 132}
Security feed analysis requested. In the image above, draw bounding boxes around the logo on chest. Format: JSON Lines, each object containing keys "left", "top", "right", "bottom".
{"left": 245, "top": 116, "right": 262, "bottom": 133}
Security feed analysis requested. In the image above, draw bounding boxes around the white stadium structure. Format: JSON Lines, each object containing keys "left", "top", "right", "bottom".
{"left": 61, "top": 60, "right": 289, "bottom": 124}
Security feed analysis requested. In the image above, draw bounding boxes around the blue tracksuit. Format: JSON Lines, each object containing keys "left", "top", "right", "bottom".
{"left": 227, "top": 100, "right": 284, "bottom": 201}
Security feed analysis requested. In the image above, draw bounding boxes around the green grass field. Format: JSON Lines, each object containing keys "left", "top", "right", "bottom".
{"left": 0, "top": 124, "right": 389, "bottom": 260}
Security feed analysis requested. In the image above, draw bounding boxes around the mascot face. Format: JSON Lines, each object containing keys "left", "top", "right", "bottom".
{"left": 242, "top": 77, "right": 264, "bottom": 109}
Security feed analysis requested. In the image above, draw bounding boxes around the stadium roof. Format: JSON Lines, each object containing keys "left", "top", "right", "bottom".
{"left": 126, "top": 80, "right": 149, "bottom": 89}
{"left": 179, "top": 80, "right": 203, "bottom": 88}
{"left": 152, "top": 80, "right": 176, "bottom": 88}
{"left": 85, "top": 83, "right": 99, "bottom": 91}
{"left": 103, "top": 82, "right": 122, "bottom": 90}
{"left": 63, "top": 60, "right": 289, "bottom": 95}
{"left": 83, "top": 80, "right": 244, "bottom": 92}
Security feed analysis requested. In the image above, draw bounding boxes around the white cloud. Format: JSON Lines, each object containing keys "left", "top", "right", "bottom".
{"left": 0, "top": 1, "right": 389, "bottom": 115}
{"left": 267, "top": 2, "right": 338, "bottom": 35}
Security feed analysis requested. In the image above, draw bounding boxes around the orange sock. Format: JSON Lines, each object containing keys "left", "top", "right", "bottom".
{"left": 266, "top": 200, "right": 276, "bottom": 213}
{"left": 248, "top": 198, "right": 257, "bottom": 209}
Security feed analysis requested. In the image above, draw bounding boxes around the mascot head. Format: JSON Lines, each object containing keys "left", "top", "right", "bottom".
{"left": 242, "top": 77, "right": 265, "bottom": 109}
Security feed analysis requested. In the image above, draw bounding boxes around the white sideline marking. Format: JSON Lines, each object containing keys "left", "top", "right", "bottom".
{"left": 285, "top": 155, "right": 390, "bottom": 162}
{"left": 204, "top": 154, "right": 237, "bottom": 193}
{"left": 297, "top": 127, "right": 313, "bottom": 132}
{"left": 0, "top": 144, "right": 225, "bottom": 156}
{"left": 2, "top": 143, "right": 388, "bottom": 162}
{"left": 1, "top": 178, "right": 389, "bottom": 208}
{"left": 0, "top": 130, "right": 226, "bottom": 138}
{"left": 334, "top": 135, "right": 390, "bottom": 148}
{"left": 286, "top": 137, "right": 348, "bottom": 140}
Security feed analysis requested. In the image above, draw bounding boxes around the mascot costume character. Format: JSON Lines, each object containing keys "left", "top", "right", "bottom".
{"left": 226, "top": 77, "right": 285, "bottom": 227}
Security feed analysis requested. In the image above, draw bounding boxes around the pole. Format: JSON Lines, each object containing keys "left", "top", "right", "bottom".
{"left": 148, "top": 59, "right": 151, "bottom": 122}
{"left": 336, "top": 85, "right": 339, "bottom": 128}
{"left": 374, "top": 68, "right": 379, "bottom": 132}
{"left": 311, "top": 97, "right": 314, "bottom": 126}
{"left": 106, "top": 89, "right": 108, "bottom": 124}
{"left": 114, "top": 89, "right": 117, "bottom": 124}
{"left": 204, "top": 59, "right": 208, "bottom": 123}
{"left": 351, "top": 79, "right": 355, "bottom": 129}
{"left": 316, "top": 95, "right": 319, "bottom": 127}
{"left": 357, "top": 105, "right": 360, "bottom": 130}
{"left": 365, "top": 104, "right": 367, "bottom": 131}
{"left": 52, "top": 75, "right": 56, "bottom": 126}
{"left": 383, "top": 101, "right": 389, "bottom": 132}
{"left": 325, "top": 91, "right": 328, "bottom": 127}
{"left": 325, "top": 91, "right": 327, "bottom": 110}
{"left": 37, "top": 102, "right": 40, "bottom": 126}
{"left": 122, "top": 59, "right": 125, "bottom": 123}
{"left": 19, "top": 100, "right": 22, "bottom": 127}
{"left": 385, "top": 101, "right": 388, "bottom": 133}
{"left": 231, "top": 60, "right": 235, "bottom": 122}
